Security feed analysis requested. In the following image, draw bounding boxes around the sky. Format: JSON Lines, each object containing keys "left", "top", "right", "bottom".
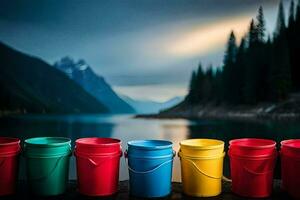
{"left": 0, "top": 0, "right": 285, "bottom": 102}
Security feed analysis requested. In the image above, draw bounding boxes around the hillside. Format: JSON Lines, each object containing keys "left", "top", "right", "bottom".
{"left": 138, "top": 94, "right": 300, "bottom": 121}
{"left": 54, "top": 57, "right": 135, "bottom": 113}
{"left": 0, "top": 42, "right": 108, "bottom": 114}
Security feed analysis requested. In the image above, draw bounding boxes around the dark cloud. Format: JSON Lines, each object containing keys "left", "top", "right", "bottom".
{"left": 0, "top": 0, "right": 281, "bottom": 100}
{"left": 0, "top": 0, "right": 276, "bottom": 33}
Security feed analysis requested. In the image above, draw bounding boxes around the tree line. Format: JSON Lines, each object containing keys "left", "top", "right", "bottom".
{"left": 187, "top": 0, "right": 300, "bottom": 105}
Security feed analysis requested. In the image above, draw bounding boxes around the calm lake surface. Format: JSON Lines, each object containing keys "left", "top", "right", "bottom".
{"left": 0, "top": 114, "right": 299, "bottom": 181}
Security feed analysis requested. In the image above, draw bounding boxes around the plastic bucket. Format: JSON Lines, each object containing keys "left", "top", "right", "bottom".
{"left": 75, "top": 138, "right": 122, "bottom": 196}
{"left": 180, "top": 139, "right": 224, "bottom": 157}
{"left": 179, "top": 151, "right": 225, "bottom": 197}
{"left": 281, "top": 139, "right": 300, "bottom": 157}
{"left": 126, "top": 140, "right": 174, "bottom": 198}
{"left": 24, "top": 137, "right": 71, "bottom": 196}
{"left": 178, "top": 139, "right": 225, "bottom": 197}
{"left": 280, "top": 139, "right": 300, "bottom": 199}
{"left": 229, "top": 138, "right": 276, "bottom": 157}
{"left": 0, "top": 137, "right": 21, "bottom": 196}
{"left": 229, "top": 151, "right": 277, "bottom": 198}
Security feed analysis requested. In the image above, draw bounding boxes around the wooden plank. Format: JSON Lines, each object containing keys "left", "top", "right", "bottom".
{"left": 0, "top": 180, "right": 293, "bottom": 200}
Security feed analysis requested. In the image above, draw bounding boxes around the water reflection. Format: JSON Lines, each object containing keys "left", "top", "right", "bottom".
{"left": 0, "top": 115, "right": 299, "bottom": 181}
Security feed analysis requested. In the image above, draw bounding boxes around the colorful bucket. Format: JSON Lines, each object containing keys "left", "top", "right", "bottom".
{"left": 180, "top": 139, "right": 224, "bottom": 157}
{"left": 179, "top": 139, "right": 225, "bottom": 197}
{"left": 126, "top": 140, "right": 174, "bottom": 198}
{"left": 229, "top": 138, "right": 276, "bottom": 156}
{"left": 0, "top": 137, "right": 21, "bottom": 196}
{"left": 228, "top": 138, "right": 277, "bottom": 198}
{"left": 24, "top": 137, "right": 71, "bottom": 196}
{"left": 280, "top": 139, "right": 300, "bottom": 199}
{"left": 75, "top": 138, "right": 122, "bottom": 196}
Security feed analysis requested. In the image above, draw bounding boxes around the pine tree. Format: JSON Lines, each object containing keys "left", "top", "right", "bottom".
{"left": 275, "top": 1, "right": 286, "bottom": 37}
{"left": 222, "top": 31, "right": 238, "bottom": 104}
{"left": 214, "top": 68, "right": 223, "bottom": 104}
{"left": 235, "top": 38, "right": 246, "bottom": 103}
{"left": 249, "top": 19, "right": 259, "bottom": 46}
{"left": 296, "top": 0, "right": 300, "bottom": 28}
{"left": 270, "top": 0, "right": 292, "bottom": 101}
{"left": 223, "top": 31, "right": 237, "bottom": 65}
{"left": 288, "top": 0, "right": 295, "bottom": 27}
{"left": 270, "top": 37, "right": 292, "bottom": 100}
{"left": 195, "top": 63, "right": 205, "bottom": 103}
{"left": 297, "top": 0, "right": 300, "bottom": 21}
{"left": 185, "top": 1, "right": 298, "bottom": 106}
{"left": 201, "top": 67, "right": 214, "bottom": 102}
{"left": 287, "top": 0, "right": 300, "bottom": 91}
{"left": 256, "top": 6, "right": 266, "bottom": 43}
{"left": 244, "top": 18, "right": 261, "bottom": 104}
{"left": 187, "top": 71, "right": 198, "bottom": 104}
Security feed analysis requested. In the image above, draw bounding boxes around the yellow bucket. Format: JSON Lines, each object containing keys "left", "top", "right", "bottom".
{"left": 179, "top": 139, "right": 225, "bottom": 197}
{"left": 180, "top": 139, "right": 224, "bottom": 157}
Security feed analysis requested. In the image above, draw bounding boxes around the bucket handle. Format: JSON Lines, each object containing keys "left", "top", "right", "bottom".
{"left": 85, "top": 152, "right": 123, "bottom": 167}
{"left": 28, "top": 156, "right": 64, "bottom": 181}
{"left": 75, "top": 150, "right": 123, "bottom": 167}
{"left": 180, "top": 156, "right": 222, "bottom": 179}
{"left": 222, "top": 163, "right": 275, "bottom": 182}
{"left": 124, "top": 150, "right": 175, "bottom": 174}
{"left": 243, "top": 166, "right": 274, "bottom": 175}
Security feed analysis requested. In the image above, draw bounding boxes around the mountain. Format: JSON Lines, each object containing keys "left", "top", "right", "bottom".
{"left": 0, "top": 42, "right": 108, "bottom": 114}
{"left": 122, "top": 96, "right": 184, "bottom": 114}
{"left": 54, "top": 57, "right": 135, "bottom": 113}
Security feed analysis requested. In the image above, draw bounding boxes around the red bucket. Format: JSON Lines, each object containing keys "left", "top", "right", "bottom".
{"left": 229, "top": 138, "right": 276, "bottom": 157}
{"left": 280, "top": 139, "right": 300, "bottom": 199}
{"left": 228, "top": 138, "right": 277, "bottom": 198}
{"left": 229, "top": 152, "right": 277, "bottom": 198}
{"left": 75, "top": 138, "right": 122, "bottom": 196}
{"left": 0, "top": 137, "right": 21, "bottom": 196}
{"left": 281, "top": 139, "right": 300, "bottom": 157}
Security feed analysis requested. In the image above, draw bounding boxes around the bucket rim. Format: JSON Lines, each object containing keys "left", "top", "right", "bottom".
{"left": 25, "top": 137, "right": 71, "bottom": 147}
{"left": 0, "top": 137, "right": 20, "bottom": 146}
{"left": 75, "top": 137, "right": 121, "bottom": 147}
{"left": 281, "top": 139, "right": 300, "bottom": 149}
{"left": 229, "top": 138, "right": 276, "bottom": 149}
{"left": 127, "top": 140, "right": 172, "bottom": 150}
{"left": 179, "top": 138, "right": 224, "bottom": 150}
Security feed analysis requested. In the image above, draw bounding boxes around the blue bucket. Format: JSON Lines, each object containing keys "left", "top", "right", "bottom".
{"left": 125, "top": 140, "right": 175, "bottom": 198}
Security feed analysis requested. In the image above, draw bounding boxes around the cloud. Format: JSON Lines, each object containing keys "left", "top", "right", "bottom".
{"left": 165, "top": 15, "right": 252, "bottom": 58}
{"left": 0, "top": 0, "right": 280, "bottom": 101}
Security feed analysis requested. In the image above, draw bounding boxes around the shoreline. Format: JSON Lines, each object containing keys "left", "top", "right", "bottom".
{"left": 136, "top": 97, "right": 300, "bottom": 122}
{"left": 136, "top": 112, "right": 300, "bottom": 122}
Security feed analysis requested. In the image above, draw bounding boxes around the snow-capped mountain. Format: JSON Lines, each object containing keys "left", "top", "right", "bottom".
{"left": 54, "top": 57, "right": 135, "bottom": 113}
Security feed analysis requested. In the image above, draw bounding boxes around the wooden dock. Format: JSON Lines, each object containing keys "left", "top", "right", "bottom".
{"left": 1, "top": 180, "right": 294, "bottom": 200}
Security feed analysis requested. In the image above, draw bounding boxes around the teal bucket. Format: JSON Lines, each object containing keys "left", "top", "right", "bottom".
{"left": 125, "top": 140, "right": 175, "bottom": 198}
{"left": 24, "top": 137, "right": 71, "bottom": 196}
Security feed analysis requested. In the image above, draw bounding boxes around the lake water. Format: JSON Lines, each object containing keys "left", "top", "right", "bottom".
{"left": 0, "top": 114, "right": 299, "bottom": 181}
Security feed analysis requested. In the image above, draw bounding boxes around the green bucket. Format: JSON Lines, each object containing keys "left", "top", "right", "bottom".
{"left": 24, "top": 137, "right": 71, "bottom": 196}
